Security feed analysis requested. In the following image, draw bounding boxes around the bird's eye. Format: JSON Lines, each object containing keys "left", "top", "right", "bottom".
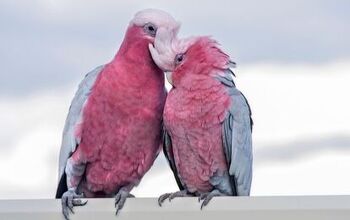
{"left": 143, "top": 23, "right": 157, "bottom": 37}
{"left": 175, "top": 53, "right": 185, "bottom": 65}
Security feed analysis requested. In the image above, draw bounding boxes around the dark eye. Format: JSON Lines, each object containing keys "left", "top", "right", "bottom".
{"left": 175, "top": 53, "right": 185, "bottom": 65}
{"left": 143, "top": 23, "right": 157, "bottom": 37}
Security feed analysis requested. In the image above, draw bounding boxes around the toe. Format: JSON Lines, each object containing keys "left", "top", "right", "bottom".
{"left": 67, "top": 197, "right": 74, "bottom": 213}
{"left": 115, "top": 193, "right": 121, "bottom": 207}
{"left": 158, "top": 193, "right": 171, "bottom": 206}
{"left": 63, "top": 208, "right": 70, "bottom": 220}
{"left": 198, "top": 193, "right": 208, "bottom": 202}
{"left": 169, "top": 190, "right": 189, "bottom": 201}
{"left": 72, "top": 199, "right": 88, "bottom": 206}
{"left": 168, "top": 191, "right": 180, "bottom": 201}
{"left": 200, "top": 200, "right": 207, "bottom": 209}
{"left": 115, "top": 193, "right": 128, "bottom": 215}
{"left": 128, "top": 193, "right": 135, "bottom": 198}
{"left": 61, "top": 190, "right": 86, "bottom": 220}
{"left": 61, "top": 197, "right": 70, "bottom": 220}
{"left": 168, "top": 193, "right": 176, "bottom": 201}
{"left": 115, "top": 190, "right": 130, "bottom": 215}
{"left": 200, "top": 195, "right": 214, "bottom": 209}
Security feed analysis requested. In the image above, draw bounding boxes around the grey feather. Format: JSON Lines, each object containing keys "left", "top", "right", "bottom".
{"left": 217, "top": 70, "right": 253, "bottom": 196}
{"left": 57, "top": 65, "right": 104, "bottom": 181}
{"left": 228, "top": 60, "right": 236, "bottom": 68}
{"left": 215, "top": 72, "right": 235, "bottom": 87}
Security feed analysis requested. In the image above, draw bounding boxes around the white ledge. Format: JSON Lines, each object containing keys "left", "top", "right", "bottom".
{"left": 0, "top": 196, "right": 350, "bottom": 220}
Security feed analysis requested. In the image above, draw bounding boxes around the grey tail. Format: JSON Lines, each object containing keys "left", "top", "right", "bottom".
{"left": 230, "top": 176, "right": 238, "bottom": 196}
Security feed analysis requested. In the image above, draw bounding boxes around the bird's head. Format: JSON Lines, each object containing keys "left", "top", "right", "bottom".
{"left": 119, "top": 9, "right": 180, "bottom": 63}
{"left": 150, "top": 36, "right": 235, "bottom": 86}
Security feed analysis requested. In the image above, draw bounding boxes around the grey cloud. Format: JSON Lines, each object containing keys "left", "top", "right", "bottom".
{"left": 0, "top": 0, "right": 350, "bottom": 95}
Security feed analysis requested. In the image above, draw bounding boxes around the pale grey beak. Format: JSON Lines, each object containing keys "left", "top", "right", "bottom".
{"left": 148, "top": 26, "right": 178, "bottom": 72}
{"left": 165, "top": 72, "right": 173, "bottom": 85}
{"left": 149, "top": 43, "right": 170, "bottom": 71}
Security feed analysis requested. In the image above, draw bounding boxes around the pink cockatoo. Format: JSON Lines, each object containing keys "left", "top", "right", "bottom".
{"left": 55, "top": 9, "right": 180, "bottom": 219}
{"left": 149, "top": 36, "right": 253, "bottom": 208}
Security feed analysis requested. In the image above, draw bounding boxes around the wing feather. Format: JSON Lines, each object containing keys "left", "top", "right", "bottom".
{"left": 217, "top": 69, "right": 253, "bottom": 196}
{"left": 57, "top": 65, "right": 104, "bottom": 181}
{"left": 163, "top": 130, "right": 185, "bottom": 190}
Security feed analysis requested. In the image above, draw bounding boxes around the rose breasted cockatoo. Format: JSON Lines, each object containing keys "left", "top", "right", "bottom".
{"left": 149, "top": 35, "right": 253, "bottom": 208}
{"left": 55, "top": 9, "right": 180, "bottom": 219}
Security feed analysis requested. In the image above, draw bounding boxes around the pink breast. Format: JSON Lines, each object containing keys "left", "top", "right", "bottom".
{"left": 171, "top": 125, "right": 227, "bottom": 193}
{"left": 164, "top": 83, "right": 230, "bottom": 193}
{"left": 76, "top": 66, "right": 165, "bottom": 196}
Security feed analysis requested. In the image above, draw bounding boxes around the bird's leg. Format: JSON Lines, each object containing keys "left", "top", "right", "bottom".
{"left": 114, "top": 186, "right": 134, "bottom": 215}
{"left": 61, "top": 188, "right": 87, "bottom": 220}
{"left": 158, "top": 190, "right": 192, "bottom": 206}
{"left": 62, "top": 156, "right": 87, "bottom": 220}
{"left": 198, "top": 189, "right": 228, "bottom": 209}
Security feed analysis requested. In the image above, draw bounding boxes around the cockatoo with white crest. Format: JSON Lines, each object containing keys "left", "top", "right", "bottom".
{"left": 55, "top": 9, "right": 180, "bottom": 219}
{"left": 149, "top": 34, "right": 253, "bottom": 208}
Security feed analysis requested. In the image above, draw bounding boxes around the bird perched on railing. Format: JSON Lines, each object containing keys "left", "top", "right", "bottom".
{"left": 55, "top": 9, "right": 180, "bottom": 220}
{"left": 149, "top": 35, "right": 253, "bottom": 208}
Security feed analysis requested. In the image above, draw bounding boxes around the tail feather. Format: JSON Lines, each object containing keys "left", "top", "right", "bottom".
{"left": 55, "top": 173, "right": 68, "bottom": 198}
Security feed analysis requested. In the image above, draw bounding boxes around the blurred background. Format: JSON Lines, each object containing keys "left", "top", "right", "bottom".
{"left": 0, "top": 0, "right": 349, "bottom": 199}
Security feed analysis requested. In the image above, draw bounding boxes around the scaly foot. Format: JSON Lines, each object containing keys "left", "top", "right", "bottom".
{"left": 198, "top": 189, "right": 227, "bottom": 209}
{"left": 114, "top": 188, "right": 134, "bottom": 215}
{"left": 61, "top": 189, "right": 87, "bottom": 220}
{"left": 158, "top": 190, "right": 191, "bottom": 206}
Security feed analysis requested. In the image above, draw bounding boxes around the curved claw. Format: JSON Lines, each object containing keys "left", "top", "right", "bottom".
{"left": 128, "top": 193, "right": 136, "bottom": 198}
{"left": 158, "top": 193, "right": 171, "bottom": 207}
{"left": 198, "top": 192, "right": 209, "bottom": 202}
{"left": 158, "top": 190, "right": 190, "bottom": 207}
{"left": 115, "top": 189, "right": 131, "bottom": 215}
{"left": 61, "top": 190, "right": 87, "bottom": 220}
{"left": 73, "top": 199, "right": 88, "bottom": 206}
{"left": 199, "top": 190, "right": 227, "bottom": 210}
{"left": 201, "top": 196, "right": 214, "bottom": 209}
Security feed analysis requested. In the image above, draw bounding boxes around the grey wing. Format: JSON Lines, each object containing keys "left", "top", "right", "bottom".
{"left": 58, "top": 65, "right": 104, "bottom": 181}
{"left": 217, "top": 69, "right": 253, "bottom": 196}
{"left": 163, "top": 130, "right": 185, "bottom": 191}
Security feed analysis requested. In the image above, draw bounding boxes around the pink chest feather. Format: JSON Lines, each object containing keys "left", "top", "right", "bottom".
{"left": 76, "top": 63, "right": 165, "bottom": 195}
{"left": 164, "top": 77, "right": 231, "bottom": 193}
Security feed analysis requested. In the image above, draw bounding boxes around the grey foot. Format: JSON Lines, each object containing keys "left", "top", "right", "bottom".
{"left": 114, "top": 189, "right": 134, "bottom": 215}
{"left": 61, "top": 189, "right": 87, "bottom": 220}
{"left": 198, "top": 189, "right": 227, "bottom": 209}
{"left": 158, "top": 190, "right": 190, "bottom": 207}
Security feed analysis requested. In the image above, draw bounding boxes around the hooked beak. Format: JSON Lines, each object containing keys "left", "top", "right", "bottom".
{"left": 148, "top": 43, "right": 171, "bottom": 72}
{"left": 165, "top": 72, "right": 173, "bottom": 85}
{"left": 148, "top": 26, "right": 179, "bottom": 72}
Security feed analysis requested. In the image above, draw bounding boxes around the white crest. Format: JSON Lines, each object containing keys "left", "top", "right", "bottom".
{"left": 149, "top": 35, "right": 199, "bottom": 72}
{"left": 131, "top": 9, "right": 180, "bottom": 31}
{"left": 131, "top": 9, "right": 188, "bottom": 72}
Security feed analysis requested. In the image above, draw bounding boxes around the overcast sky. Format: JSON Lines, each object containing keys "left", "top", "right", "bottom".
{"left": 1, "top": 0, "right": 349, "bottom": 95}
{"left": 0, "top": 1, "right": 349, "bottom": 199}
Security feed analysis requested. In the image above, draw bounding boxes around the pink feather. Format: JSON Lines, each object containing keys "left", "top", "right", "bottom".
{"left": 164, "top": 37, "right": 232, "bottom": 193}
{"left": 71, "top": 25, "right": 166, "bottom": 196}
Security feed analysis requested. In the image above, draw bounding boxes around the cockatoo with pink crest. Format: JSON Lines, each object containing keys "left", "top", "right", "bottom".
{"left": 149, "top": 35, "right": 253, "bottom": 208}
{"left": 55, "top": 9, "right": 180, "bottom": 219}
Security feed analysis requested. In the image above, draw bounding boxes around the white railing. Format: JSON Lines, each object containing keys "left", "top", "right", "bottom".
{"left": 0, "top": 196, "right": 349, "bottom": 219}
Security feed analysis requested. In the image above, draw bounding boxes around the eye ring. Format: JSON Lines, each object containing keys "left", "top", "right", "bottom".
{"left": 175, "top": 53, "right": 185, "bottom": 66}
{"left": 143, "top": 23, "right": 157, "bottom": 37}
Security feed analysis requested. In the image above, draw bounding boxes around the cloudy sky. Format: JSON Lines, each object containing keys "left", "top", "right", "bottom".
{"left": 0, "top": 0, "right": 349, "bottom": 199}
